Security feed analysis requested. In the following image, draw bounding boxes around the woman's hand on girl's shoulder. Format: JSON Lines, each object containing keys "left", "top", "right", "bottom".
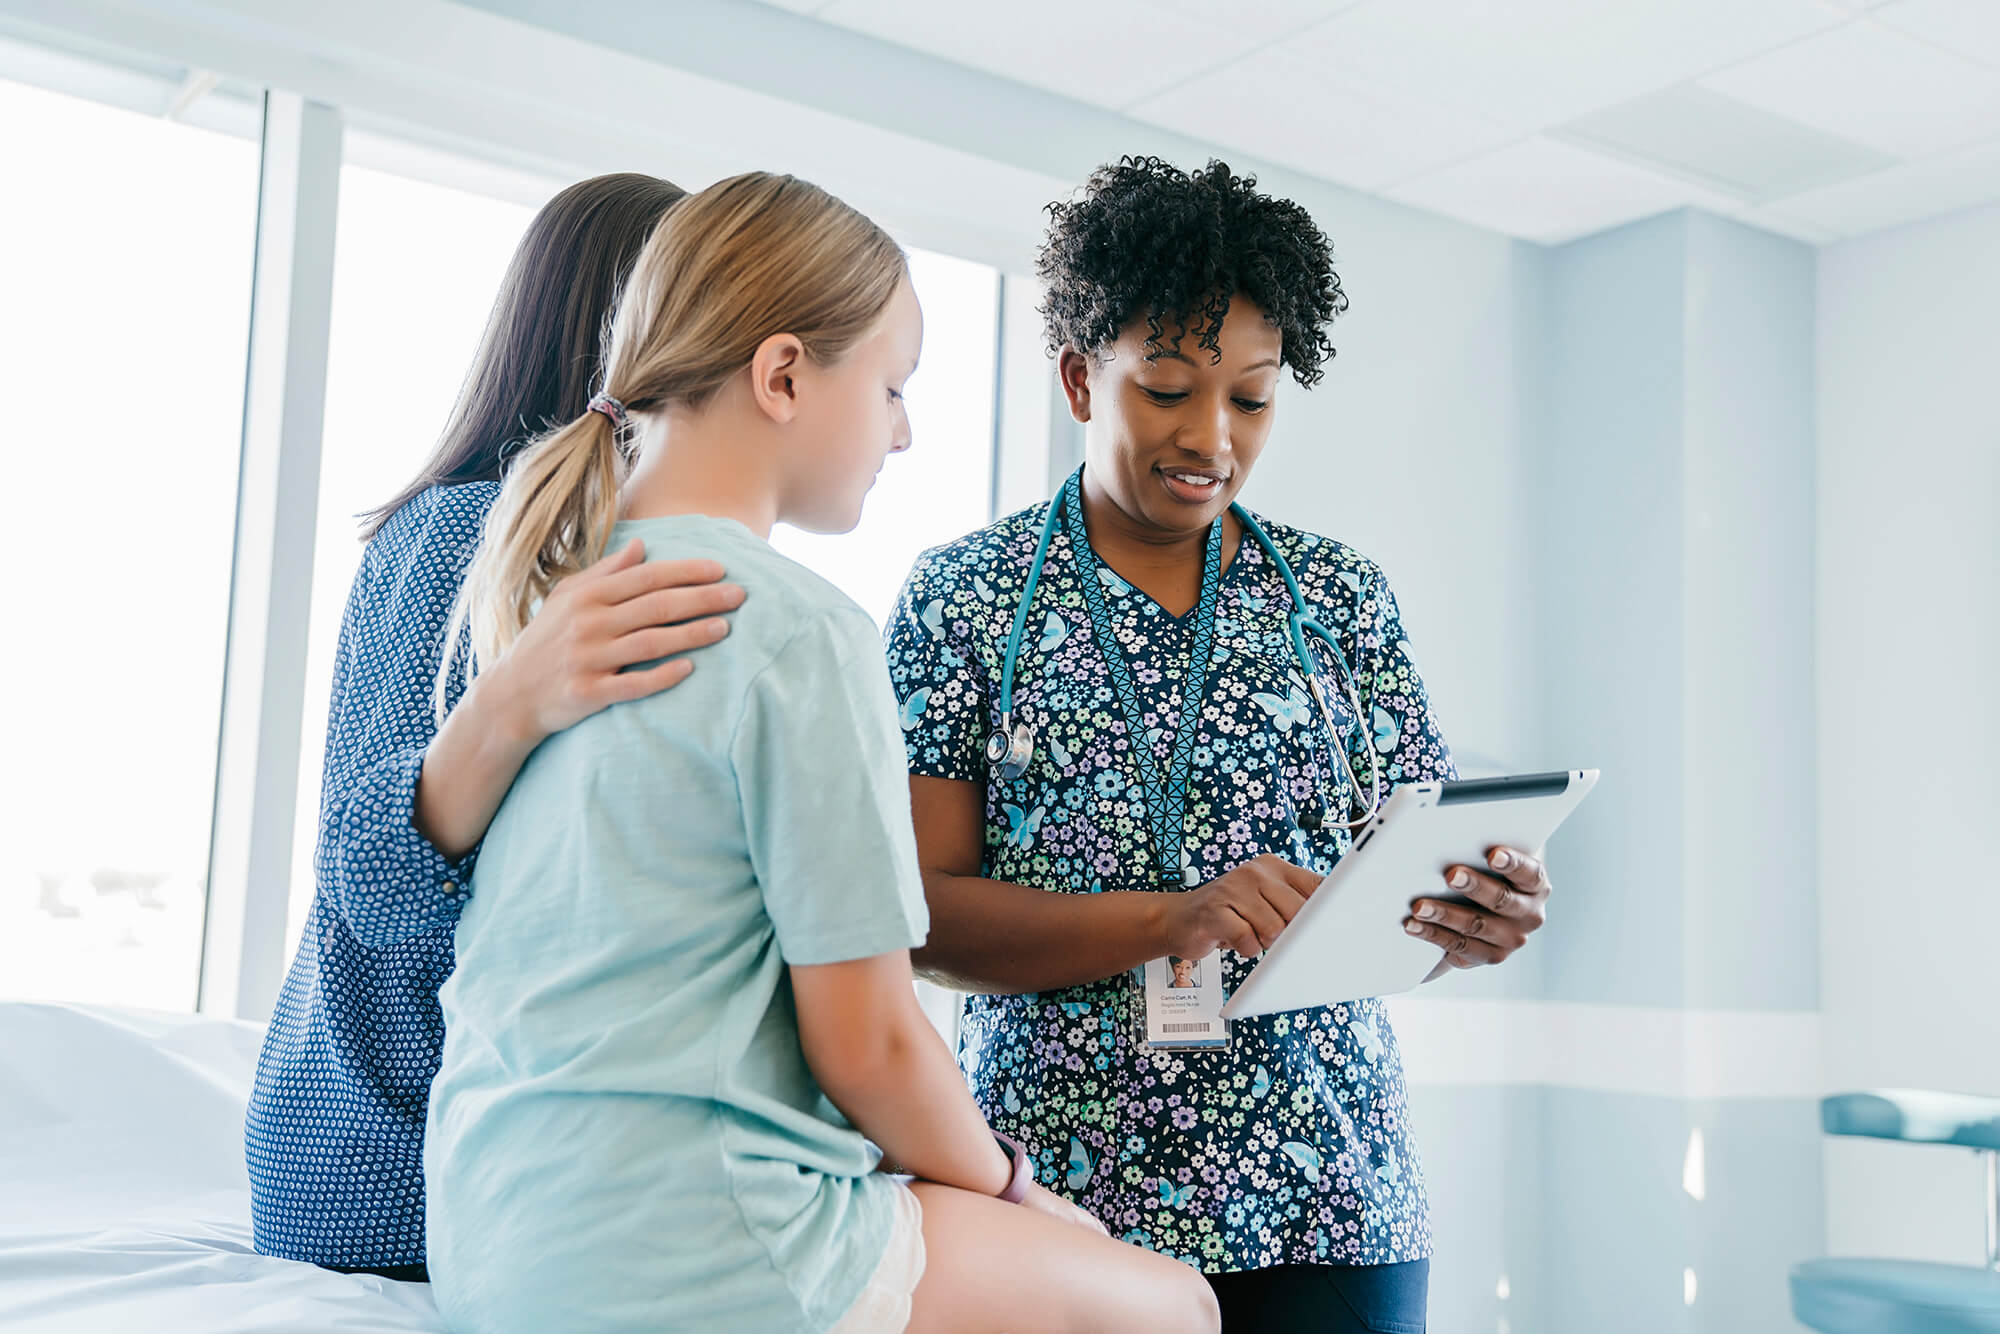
{"left": 486, "top": 538, "right": 744, "bottom": 745}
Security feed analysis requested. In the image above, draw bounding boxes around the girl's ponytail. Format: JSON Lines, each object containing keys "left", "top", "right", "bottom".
{"left": 435, "top": 407, "right": 624, "bottom": 718}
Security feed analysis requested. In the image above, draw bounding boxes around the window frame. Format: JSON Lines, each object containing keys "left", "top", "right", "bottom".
{"left": 197, "top": 90, "right": 343, "bottom": 1019}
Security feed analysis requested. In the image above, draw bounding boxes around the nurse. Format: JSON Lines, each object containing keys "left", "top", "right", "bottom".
{"left": 885, "top": 157, "right": 1556, "bottom": 1333}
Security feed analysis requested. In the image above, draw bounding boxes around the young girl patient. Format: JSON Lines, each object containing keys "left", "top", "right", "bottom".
{"left": 423, "top": 173, "right": 1218, "bottom": 1334}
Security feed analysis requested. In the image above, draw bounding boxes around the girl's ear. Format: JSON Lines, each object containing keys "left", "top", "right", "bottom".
{"left": 750, "top": 333, "right": 806, "bottom": 424}
{"left": 1057, "top": 345, "right": 1092, "bottom": 424}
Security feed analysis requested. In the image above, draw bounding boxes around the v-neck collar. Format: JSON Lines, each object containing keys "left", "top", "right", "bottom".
{"left": 1064, "top": 511, "right": 1247, "bottom": 627}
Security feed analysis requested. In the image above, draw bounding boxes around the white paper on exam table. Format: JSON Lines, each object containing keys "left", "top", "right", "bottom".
{"left": 1219, "top": 769, "right": 1598, "bottom": 1020}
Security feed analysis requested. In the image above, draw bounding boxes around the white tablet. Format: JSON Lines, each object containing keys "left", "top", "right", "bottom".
{"left": 1219, "top": 769, "right": 1598, "bottom": 1020}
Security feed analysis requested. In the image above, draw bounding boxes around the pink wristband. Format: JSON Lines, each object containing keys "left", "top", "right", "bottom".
{"left": 993, "top": 1131, "right": 1032, "bottom": 1205}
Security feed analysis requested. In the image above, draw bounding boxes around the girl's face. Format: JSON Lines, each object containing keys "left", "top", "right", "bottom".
{"left": 1171, "top": 958, "right": 1196, "bottom": 986}
{"left": 780, "top": 276, "right": 922, "bottom": 534}
{"left": 1064, "top": 296, "right": 1283, "bottom": 541}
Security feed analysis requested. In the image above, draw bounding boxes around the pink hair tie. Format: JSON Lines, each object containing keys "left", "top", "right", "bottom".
{"left": 586, "top": 392, "right": 628, "bottom": 428}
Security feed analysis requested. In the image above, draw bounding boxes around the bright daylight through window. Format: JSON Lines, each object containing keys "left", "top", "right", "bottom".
{"left": 0, "top": 72, "right": 257, "bottom": 1012}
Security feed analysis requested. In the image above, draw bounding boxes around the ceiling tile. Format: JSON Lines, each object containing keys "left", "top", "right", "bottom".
{"left": 1147, "top": 0, "right": 1366, "bottom": 51}
{"left": 1873, "top": 0, "right": 2000, "bottom": 68}
{"left": 1560, "top": 83, "right": 1895, "bottom": 200}
{"left": 1131, "top": 52, "right": 1518, "bottom": 191}
{"left": 1383, "top": 135, "right": 1743, "bottom": 242}
{"left": 1699, "top": 20, "right": 2000, "bottom": 156}
{"left": 813, "top": 0, "right": 1279, "bottom": 109}
{"left": 1280, "top": 0, "right": 1848, "bottom": 132}
{"left": 1767, "top": 134, "right": 2000, "bottom": 235}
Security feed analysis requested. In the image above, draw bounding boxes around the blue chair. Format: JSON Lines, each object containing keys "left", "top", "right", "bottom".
{"left": 1792, "top": 1090, "right": 2000, "bottom": 1333}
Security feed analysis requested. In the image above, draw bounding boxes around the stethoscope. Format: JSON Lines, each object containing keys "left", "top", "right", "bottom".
{"left": 985, "top": 485, "right": 1385, "bottom": 833}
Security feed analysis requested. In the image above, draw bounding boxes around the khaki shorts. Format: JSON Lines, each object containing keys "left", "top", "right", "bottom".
{"left": 829, "top": 1181, "right": 927, "bottom": 1334}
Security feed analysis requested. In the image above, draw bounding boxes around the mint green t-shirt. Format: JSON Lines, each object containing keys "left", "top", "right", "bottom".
{"left": 425, "top": 516, "right": 931, "bottom": 1334}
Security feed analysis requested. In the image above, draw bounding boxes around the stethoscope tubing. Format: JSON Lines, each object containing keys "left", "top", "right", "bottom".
{"left": 992, "top": 489, "right": 1385, "bottom": 831}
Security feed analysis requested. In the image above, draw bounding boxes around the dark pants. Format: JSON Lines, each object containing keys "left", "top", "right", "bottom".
{"left": 328, "top": 1261, "right": 429, "bottom": 1283}
{"left": 1207, "top": 1260, "right": 1429, "bottom": 1334}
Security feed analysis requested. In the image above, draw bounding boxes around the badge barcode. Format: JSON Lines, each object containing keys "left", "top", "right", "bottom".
{"left": 1162, "top": 1022, "right": 1213, "bottom": 1034}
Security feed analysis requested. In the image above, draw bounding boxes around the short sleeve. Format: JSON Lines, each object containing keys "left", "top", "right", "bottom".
{"left": 882, "top": 550, "right": 989, "bottom": 783}
{"left": 1350, "top": 567, "right": 1457, "bottom": 786}
{"left": 732, "top": 607, "right": 931, "bottom": 966}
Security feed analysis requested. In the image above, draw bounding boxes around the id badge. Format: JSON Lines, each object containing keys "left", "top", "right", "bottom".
{"left": 1138, "top": 953, "right": 1231, "bottom": 1050}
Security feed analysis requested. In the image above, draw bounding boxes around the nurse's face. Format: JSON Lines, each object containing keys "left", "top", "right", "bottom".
{"left": 1060, "top": 297, "right": 1284, "bottom": 540}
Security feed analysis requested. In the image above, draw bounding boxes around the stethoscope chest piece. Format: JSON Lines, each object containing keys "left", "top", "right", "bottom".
{"left": 986, "top": 716, "right": 1036, "bottom": 782}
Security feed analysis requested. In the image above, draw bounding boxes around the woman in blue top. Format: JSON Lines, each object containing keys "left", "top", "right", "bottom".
{"left": 886, "top": 158, "right": 1559, "bottom": 1333}
{"left": 246, "top": 173, "right": 747, "bottom": 1280}
{"left": 425, "top": 171, "right": 1218, "bottom": 1334}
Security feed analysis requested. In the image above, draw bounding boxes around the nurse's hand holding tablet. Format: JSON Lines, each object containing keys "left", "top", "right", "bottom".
{"left": 1154, "top": 845, "right": 1552, "bottom": 970}
{"left": 1404, "top": 844, "right": 1553, "bottom": 972}
{"left": 1223, "top": 770, "right": 1593, "bottom": 1019}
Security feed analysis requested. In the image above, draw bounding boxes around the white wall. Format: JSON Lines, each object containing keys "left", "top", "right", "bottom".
{"left": 1817, "top": 198, "right": 2000, "bottom": 1265}
{"left": 1235, "top": 209, "right": 1537, "bottom": 786}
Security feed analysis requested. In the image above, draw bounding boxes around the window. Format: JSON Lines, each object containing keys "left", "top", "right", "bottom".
{"left": 286, "top": 157, "right": 544, "bottom": 954}
{"left": 0, "top": 72, "right": 258, "bottom": 1010}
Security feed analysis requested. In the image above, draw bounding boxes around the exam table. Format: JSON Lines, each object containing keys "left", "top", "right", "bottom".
{"left": 1792, "top": 1089, "right": 2000, "bottom": 1333}
{"left": 0, "top": 1000, "right": 445, "bottom": 1334}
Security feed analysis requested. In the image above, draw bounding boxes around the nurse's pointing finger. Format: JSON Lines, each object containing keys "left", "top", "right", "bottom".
{"left": 1277, "top": 861, "right": 1324, "bottom": 898}
{"left": 1223, "top": 921, "right": 1267, "bottom": 958}
{"left": 1233, "top": 895, "right": 1288, "bottom": 952}
{"left": 1261, "top": 881, "right": 1310, "bottom": 925}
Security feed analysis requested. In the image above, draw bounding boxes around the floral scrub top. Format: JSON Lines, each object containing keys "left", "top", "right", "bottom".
{"left": 883, "top": 490, "right": 1456, "bottom": 1273}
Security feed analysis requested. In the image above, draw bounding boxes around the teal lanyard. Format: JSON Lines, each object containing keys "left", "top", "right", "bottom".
{"left": 1061, "top": 469, "right": 1224, "bottom": 891}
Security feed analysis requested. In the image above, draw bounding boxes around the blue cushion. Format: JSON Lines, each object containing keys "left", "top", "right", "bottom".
{"left": 1792, "top": 1259, "right": 2000, "bottom": 1333}
{"left": 1822, "top": 1091, "right": 2000, "bottom": 1152}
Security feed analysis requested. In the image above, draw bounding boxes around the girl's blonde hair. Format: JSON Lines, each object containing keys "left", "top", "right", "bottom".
{"left": 438, "top": 172, "right": 907, "bottom": 714}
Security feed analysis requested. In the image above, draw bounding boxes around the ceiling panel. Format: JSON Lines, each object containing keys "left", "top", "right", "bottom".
{"left": 1384, "top": 135, "right": 1742, "bottom": 242}
{"left": 1278, "top": 0, "right": 1848, "bottom": 132}
{"left": 1873, "top": 0, "right": 2000, "bottom": 69}
{"left": 1132, "top": 51, "right": 1518, "bottom": 191}
{"left": 1147, "top": 0, "right": 1366, "bottom": 52}
{"left": 777, "top": 0, "right": 1999, "bottom": 244}
{"left": 1767, "top": 134, "right": 2000, "bottom": 234}
{"left": 1699, "top": 20, "right": 2000, "bottom": 156}
{"left": 812, "top": 0, "right": 1328, "bottom": 110}
{"left": 1561, "top": 84, "right": 1894, "bottom": 200}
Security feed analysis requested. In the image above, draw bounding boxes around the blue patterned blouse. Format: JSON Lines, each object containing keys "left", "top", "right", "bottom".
{"left": 883, "top": 498, "right": 1455, "bottom": 1273}
{"left": 245, "top": 480, "right": 498, "bottom": 1269}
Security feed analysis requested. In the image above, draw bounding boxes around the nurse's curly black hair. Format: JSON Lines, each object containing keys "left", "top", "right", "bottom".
{"left": 1036, "top": 156, "right": 1346, "bottom": 388}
